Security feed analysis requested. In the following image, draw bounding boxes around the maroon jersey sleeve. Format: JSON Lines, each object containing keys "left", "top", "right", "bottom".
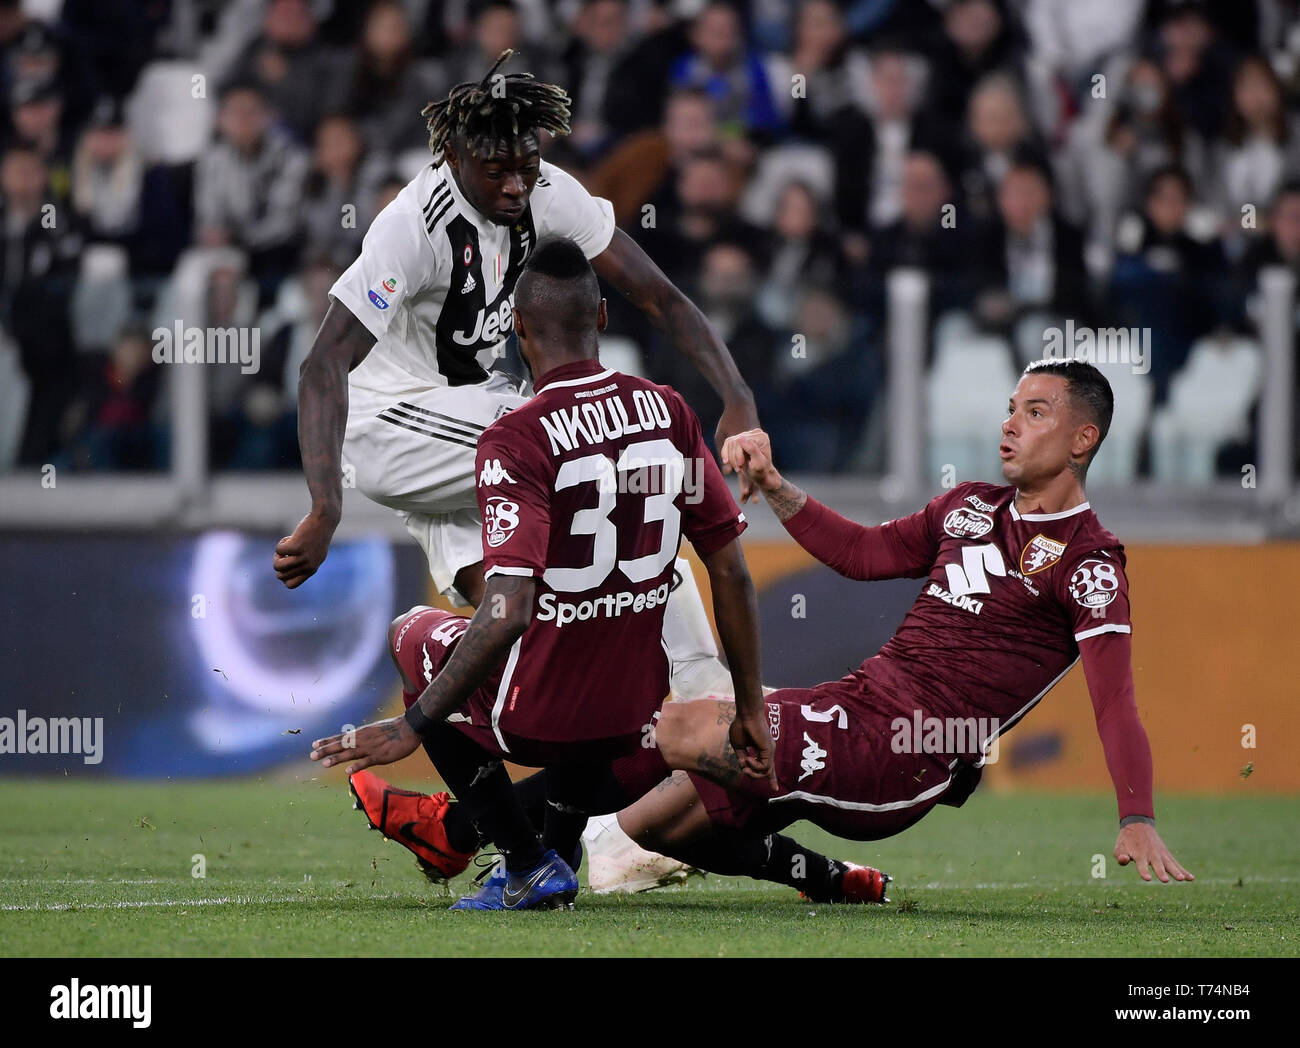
{"left": 476, "top": 422, "right": 551, "bottom": 579}
{"left": 1078, "top": 631, "right": 1155, "bottom": 820}
{"left": 677, "top": 398, "right": 747, "bottom": 555}
{"left": 1056, "top": 546, "right": 1151, "bottom": 819}
{"left": 782, "top": 492, "right": 942, "bottom": 581}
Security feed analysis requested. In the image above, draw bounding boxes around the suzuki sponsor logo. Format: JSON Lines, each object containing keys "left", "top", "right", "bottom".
{"left": 926, "top": 582, "right": 984, "bottom": 615}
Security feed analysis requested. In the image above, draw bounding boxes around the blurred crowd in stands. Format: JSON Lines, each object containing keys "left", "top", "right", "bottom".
{"left": 1, "top": 0, "right": 1298, "bottom": 482}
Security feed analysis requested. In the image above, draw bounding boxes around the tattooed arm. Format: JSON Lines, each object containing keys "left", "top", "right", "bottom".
{"left": 309, "top": 575, "right": 534, "bottom": 773}
{"left": 408, "top": 574, "right": 535, "bottom": 728}
{"left": 274, "top": 300, "right": 377, "bottom": 589}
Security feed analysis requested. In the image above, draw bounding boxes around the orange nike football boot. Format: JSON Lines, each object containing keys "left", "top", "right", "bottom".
{"left": 348, "top": 770, "right": 476, "bottom": 882}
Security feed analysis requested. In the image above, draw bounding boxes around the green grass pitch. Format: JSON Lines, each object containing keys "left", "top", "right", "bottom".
{"left": 0, "top": 779, "right": 1293, "bottom": 957}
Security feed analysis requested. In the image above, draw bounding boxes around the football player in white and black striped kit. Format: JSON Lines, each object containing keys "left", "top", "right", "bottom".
{"left": 273, "top": 52, "right": 761, "bottom": 885}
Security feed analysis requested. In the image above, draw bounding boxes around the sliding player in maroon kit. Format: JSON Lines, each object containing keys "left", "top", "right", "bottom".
{"left": 622, "top": 360, "right": 1193, "bottom": 887}
{"left": 309, "top": 238, "right": 776, "bottom": 909}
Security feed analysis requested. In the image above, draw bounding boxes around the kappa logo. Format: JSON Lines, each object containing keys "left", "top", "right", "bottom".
{"left": 798, "top": 732, "right": 827, "bottom": 782}
{"left": 767, "top": 702, "right": 782, "bottom": 742}
{"left": 483, "top": 495, "right": 520, "bottom": 547}
{"left": 421, "top": 642, "right": 434, "bottom": 684}
{"left": 1021, "top": 534, "right": 1067, "bottom": 574}
{"left": 478, "top": 458, "right": 516, "bottom": 486}
{"left": 964, "top": 492, "right": 999, "bottom": 513}
{"left": 943, "top": 507, "right": 994, "bottom": 540}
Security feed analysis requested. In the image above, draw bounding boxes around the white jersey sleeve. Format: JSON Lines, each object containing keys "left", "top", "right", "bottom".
{"left": 330, "top": 199, "right": 441, "bottom": 342}
{"left": 532, "top": 161, "right": 616, "bottom": 259}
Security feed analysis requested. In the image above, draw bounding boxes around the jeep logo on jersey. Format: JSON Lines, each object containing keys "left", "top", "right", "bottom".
{"left": 479, "top": 459, "right": 516, "bottom": 486}
{"left": 483, "top": 495, "right": 520, "bottom": 547}
{"left": 943, "top": 508, "right": 994, "bottom": 539}
{"left": 453, "top": 294, "right": 514, "bottom": 346}
{"left": 1021, "top": 534, "right": 1067, "bottom": 574}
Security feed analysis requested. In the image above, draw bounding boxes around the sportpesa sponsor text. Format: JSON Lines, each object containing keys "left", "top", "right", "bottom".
{"left": 534, "top": 580, "right": 672, "bottom": 626}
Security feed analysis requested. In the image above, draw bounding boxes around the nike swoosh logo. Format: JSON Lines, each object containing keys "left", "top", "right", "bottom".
{"left": 501, "top": 862, "right": 552, "bottom": 909}
{"left": 397, "top": 821, "right": 458, "bottom": 862}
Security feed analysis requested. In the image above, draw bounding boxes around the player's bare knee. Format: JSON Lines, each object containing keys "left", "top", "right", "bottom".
{"left": 655, "top": 702, "right": 723, "bottom": 770}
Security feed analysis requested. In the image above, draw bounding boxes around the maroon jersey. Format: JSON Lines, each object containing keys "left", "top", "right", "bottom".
{"left": 473, "top": 359, "right": 746, "bottom": 748}
{"left": 787, "top": 482, "right": 1133, "bottom": 748}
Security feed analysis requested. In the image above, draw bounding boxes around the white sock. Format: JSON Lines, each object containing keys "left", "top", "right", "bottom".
{"left": 661, "top": 557, "right": 735, "bottom": 700}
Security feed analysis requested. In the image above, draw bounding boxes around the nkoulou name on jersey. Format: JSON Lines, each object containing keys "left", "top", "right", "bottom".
{"left": 330, "top": 160, "right": 615, "bottom": 397}
{"left": 472, "top": 361, "right": 746, "bottom": 747}
{"left": 861, "top": 481, "right": 1132, "bottom": 752}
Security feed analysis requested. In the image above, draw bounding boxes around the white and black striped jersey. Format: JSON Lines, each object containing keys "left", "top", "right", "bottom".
{"left": 331, "top": 159, "right": 616, "bottom": 401}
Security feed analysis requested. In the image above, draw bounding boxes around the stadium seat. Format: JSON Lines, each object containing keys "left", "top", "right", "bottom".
{"left": 125, "top": 60, "right": 216, "bottom": 165}
{"left": 0, "top": 332, "right": 30, "bottom": 470}
{"left": 737, "top": 144, "right": 835, "bottom": 227}
{"left": 927, "top": 314, "right": 1019, "bottom": 483}
{"left": 595, "top": 335, "right": 646, "bottom": 379}
{"left": 71, "top": 245, "right": 132, "bottom": 354}
{"left": 1083, "top": 360, "right": 1153, "bottom": 486}
{"left": 1150, "top": 334, "right": 1262, "bottom": 484}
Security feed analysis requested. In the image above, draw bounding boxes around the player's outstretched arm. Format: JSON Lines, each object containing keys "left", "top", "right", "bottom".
{"left": 1078, "top": 631, "right": 1193, "bottom": 883}
{"left": 591, "top": 230, "right": 759, "bottom": 494}
{"left": 274, "top": 301, "right": 376, "bottom": 589}
{"left": 309, "top": 575, "right": 535, "bottom": 773}
{"left": 698, "top": 538, "right": 777, "bottom": 788}
{"left": 724, "top": 428, "right": 936, "bottom": 582}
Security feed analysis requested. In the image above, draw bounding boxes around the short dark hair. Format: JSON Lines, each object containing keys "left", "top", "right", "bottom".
{"left": 514, "top": 238, "right": 600, "bottom": 338}
{"left": 1021, "top": 358, "right": 1114, "bottom": 468}
{"left": 1144, "top": 163, "right": 1192, "bottom": 201}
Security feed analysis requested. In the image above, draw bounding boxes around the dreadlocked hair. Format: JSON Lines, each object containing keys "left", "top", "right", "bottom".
{"left": 422, "top": 49, "right": 571, "bottom": 166}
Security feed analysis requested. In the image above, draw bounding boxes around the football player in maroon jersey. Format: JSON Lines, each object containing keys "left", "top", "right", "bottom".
{"left": 620, "top": 361, "right": 1193, "bottom": 886}
{"left": 309, "top": 238, "right": 778, "bottom": 908}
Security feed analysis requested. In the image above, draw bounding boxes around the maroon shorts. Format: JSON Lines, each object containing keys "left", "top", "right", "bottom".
{"left": 689, "top": 681, "right": 958, "bottom": 841}
{"left": 391, "top": 605, "right": 648, "bottom": 769}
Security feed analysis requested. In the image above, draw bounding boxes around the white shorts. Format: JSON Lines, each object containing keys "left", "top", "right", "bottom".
{"left": 344, "top": 371, "right": 527, "bottom": 600}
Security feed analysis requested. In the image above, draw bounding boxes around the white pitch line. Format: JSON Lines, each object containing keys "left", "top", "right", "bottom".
{"left": 1, "top": 891, "right": 410, "bottom": 913}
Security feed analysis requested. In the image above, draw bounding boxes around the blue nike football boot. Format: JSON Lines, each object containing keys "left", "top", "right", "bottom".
{"left": 450, "top": 848, "right": 580, "bottom": 911}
